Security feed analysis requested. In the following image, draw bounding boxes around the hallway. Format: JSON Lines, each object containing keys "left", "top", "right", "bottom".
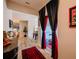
{"left": 17, "top": 35, "right": 52, "bottom": 59}
{"left": 3, "top": 0, "right": 76, "bottom": 59}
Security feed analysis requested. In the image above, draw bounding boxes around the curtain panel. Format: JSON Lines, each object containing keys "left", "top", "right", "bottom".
{"left": 46, "top": 0, "right": 59, "bottom": 59}
{"left": 39, "top": 7, "right": 46, "bottom": 49}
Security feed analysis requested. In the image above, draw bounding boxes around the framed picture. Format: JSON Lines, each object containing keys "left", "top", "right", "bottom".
{"left": 69, "top": 6, "right": 76, "bottom": 27}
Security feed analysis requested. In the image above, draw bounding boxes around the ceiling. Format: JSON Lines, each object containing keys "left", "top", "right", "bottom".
{"left": 7, "top": 0, "right": 50, "bottom": 11}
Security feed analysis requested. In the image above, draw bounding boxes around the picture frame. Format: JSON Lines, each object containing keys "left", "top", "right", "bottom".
{"left": 69, "top": 6, "right": 76, "bottom": 27}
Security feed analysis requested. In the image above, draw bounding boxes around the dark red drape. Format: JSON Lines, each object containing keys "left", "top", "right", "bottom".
{"left": 54, "top": 34, "right": 58, "bottom": 59}
{"left": 39, "top": 7, "right": 46, "bottom": 49}
{"left": 46, "top": 0, "right": 59, "bottom": 59}
{"left": 43, "top": 16, "right": 48, "bottom": 48}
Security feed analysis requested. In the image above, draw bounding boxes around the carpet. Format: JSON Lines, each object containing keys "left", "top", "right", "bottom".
{"left": 22, "top": 47, "right": 46, "bottom": 59}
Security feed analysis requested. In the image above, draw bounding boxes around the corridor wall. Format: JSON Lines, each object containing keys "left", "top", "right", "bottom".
{"left": 58, "top": 0, "right": 76, "bottom": 59}
{"left": 3, "top": 0, "right": 13, "bottom": 31}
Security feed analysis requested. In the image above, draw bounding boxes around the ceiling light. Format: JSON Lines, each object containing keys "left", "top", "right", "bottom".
{"left": 25, "top": 1, "right": 30, "bottom": 5}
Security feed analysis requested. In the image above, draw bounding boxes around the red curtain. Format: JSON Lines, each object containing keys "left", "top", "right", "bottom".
{"left": 46, "top": 0, "right": 59, "bottom": 59}
{"left": 39, "top": 7, "right": 46, "bottom": 49}
{"left": 53, "top": 34, "right": 58, "bottom": 59}
{"left": 43, "top": 16, "right": 48, "bottom": 48}
{"left": 39, "top": 7, "right": 45, "bottom": 49}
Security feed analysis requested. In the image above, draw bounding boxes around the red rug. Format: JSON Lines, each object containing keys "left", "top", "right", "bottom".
{"left": 22, "top": 47, "right": 46, "bottom": 59}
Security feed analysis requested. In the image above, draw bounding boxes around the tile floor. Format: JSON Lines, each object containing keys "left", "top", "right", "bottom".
{"left": 17, "top": 36, "right": 52, "bottom": 59}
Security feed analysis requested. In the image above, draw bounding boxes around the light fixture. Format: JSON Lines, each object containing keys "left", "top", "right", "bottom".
{"left": 25, "top": 1, "right": 30, "bottom": 5}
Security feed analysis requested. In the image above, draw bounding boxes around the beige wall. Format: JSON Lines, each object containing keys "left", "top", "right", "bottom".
{"left": 58, "top": 0, "right": 76, "bottom": 59}
{"left": 3, "top": 0, "right": 13, "bottom": 31}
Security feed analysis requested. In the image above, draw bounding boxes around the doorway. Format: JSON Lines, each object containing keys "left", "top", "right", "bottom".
{"left": 19, "top": 21, "right": 28, "bottom": 38}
